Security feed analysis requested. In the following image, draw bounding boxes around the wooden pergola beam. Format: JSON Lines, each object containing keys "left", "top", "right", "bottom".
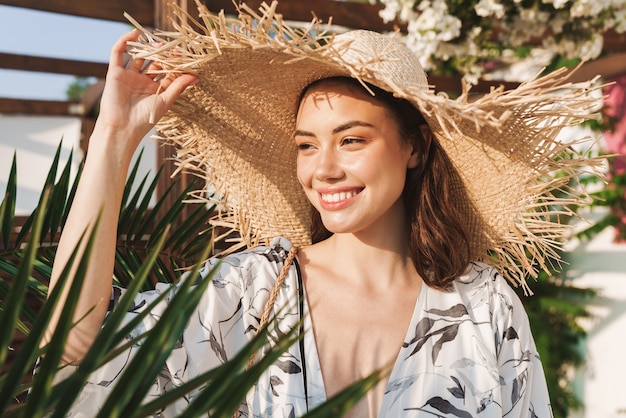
{"left": 0, "top": 0, "right": 153, "bottom": 25}
{"left": 2, "top": 0, "right": 624, "bottom": 53}
{"left": 202, "top": 0, "right": 400, "bottom": 32}
{"left": 603, "top": 29, "right": 626, "bottom": 53}
{"left": 0, "top": 98, "right": 80, "bottom": 116}
{"left": 0, "top": 53, "right": 108, "bottom": 78}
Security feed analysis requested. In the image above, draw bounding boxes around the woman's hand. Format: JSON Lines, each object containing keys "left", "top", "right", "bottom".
{"left": 93, "top": 29, "right": 198, "bottom": 159}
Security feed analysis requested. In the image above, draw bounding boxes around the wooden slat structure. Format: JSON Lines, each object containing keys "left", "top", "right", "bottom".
{"left": 3, "top": 0, "right": 625, "bottom": 120}
{"left": 2, "top": 1, "right": 624, "bottom": 99}
{"left": 0, "top": 0, "right": 154, "bottom": 25}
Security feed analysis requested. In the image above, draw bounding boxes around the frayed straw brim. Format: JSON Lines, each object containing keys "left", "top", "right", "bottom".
{"left": 126, "top": 0, "right": 605, "bottom": 293}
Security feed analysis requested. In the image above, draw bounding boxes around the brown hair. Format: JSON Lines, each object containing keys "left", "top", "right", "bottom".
{"left": 303, "top": 77, "right": 470, "bottom": 290}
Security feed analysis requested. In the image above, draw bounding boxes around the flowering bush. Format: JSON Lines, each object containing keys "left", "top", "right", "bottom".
{"left": 376, "top": 0, "right": 626, "bottom": 82}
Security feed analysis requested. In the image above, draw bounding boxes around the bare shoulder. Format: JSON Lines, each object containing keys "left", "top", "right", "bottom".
{"left": 296, "top": 241, "right": 335, "bottom": 277}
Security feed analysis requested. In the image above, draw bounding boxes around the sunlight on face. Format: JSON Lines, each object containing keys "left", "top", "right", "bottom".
{"left": 295, "top": 79, "right": 418, "bottom": 237}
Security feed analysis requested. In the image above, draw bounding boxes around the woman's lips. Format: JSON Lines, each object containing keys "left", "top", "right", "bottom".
{"left": 318, "top": 188, "right": 363, "bottom": 210}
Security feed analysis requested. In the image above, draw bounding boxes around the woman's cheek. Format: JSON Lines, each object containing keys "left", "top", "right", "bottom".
{"left": 296, "top": 157, "right": 312, "bottom": 186}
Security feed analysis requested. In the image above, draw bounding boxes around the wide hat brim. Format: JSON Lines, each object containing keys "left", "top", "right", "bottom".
{"left": 128, "top": 1, "right": 603, "bottom": 292}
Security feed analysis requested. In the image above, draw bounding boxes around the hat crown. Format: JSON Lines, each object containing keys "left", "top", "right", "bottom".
{"left": 331, "top": 30, "right": 429, "bottom": 92}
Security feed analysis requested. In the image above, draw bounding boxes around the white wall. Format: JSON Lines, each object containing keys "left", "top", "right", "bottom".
{"left": 567, "top": 217, "right": 626, "bottom": 418}
{"left": 0, "top": 114, "right": 157, "bottom": 215}
{"left": 0, "top": 114, "right": 82, "bottom": 214}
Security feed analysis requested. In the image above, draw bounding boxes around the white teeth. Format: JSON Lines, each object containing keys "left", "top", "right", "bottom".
{"left": 321, "top": 190, "right": 358, "bottom": 202}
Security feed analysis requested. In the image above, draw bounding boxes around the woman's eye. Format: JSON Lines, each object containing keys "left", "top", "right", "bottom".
{"left": 342, "top": 137, "right": 364, "bottom": 146}
{"left": 297, "top": 143, "right": 315, "bottom": 151}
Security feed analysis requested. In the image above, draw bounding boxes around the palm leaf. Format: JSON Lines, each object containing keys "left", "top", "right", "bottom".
{"left": 128, "top": 318, "right": 295, "bottom": 417}
{"left": 0, "top": 152, "right": 17, "bottom": 250}
{"left": 0, "top": 216, "right": 89, "bottom": 412}
{"left": 186, "top": 322, "right": 302, "bottom": 418}
{"left": 95, "top": 248, "right": 215, "bottom": 417}
{"left": 23, "top": 216, "right": 100, "bottom": 418}
{"left": 47, "top": 226, "right": 177, "bottom": 417}
{"left": 41, "top": 149, "right": 73, "bottom": 245}
{"left": 14, "top": 143, "right": 63, "bottom": 247}
{"left": 0, "top": 188, "right": 49, "bottom": 369}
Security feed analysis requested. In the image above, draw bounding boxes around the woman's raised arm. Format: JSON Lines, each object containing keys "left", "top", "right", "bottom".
{"left": 43, "top": 30, "right": 197, "bottom": 363}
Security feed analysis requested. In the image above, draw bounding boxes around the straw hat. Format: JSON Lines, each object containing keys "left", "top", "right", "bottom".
{"left": 126, "top": 1, "right": 603, "bottom": 292}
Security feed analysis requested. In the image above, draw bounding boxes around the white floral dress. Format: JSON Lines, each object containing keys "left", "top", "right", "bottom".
{"left": 61, "top": 238, "right": 553, "bottom": 417}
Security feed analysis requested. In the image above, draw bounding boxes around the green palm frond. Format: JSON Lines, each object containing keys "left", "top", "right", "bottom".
{"left": 0, "top": 187, "right": 49, "bottom": 370}
{"left": 0, "top": 152, "right": 16, "bottom": 250}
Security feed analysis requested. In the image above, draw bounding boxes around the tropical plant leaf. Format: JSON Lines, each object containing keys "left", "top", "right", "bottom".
{"left": 14, "top": 143, "right": 63, "bottom": 247}
{"left": 0, "top": 188, "right": 49, "bottom": 370}
{"left": 46, "top": 226, "right": 176, "bottom": 418}
{"left": 94, "top": 241, "right": 216, "bottom": 417}
{"left": 42, "top": 148, "right": 73, "bottom": 245}
{"left": 0, "top": 266, "right": 40, "bottom": 328}
{"left": 0, "top": 152, "right": 17, "bottom": 250}
{"left": 23, "top": 215, "right": 100, "bottom": 418}
{"left": 0, "top": 218, "right": 89, "bottom": 412}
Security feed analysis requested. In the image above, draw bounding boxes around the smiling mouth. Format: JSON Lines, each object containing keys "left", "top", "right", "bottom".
{"left": 320, "top": 189, "right": 362, "bottom": 203}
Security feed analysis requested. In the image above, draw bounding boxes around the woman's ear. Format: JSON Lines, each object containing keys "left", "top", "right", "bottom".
{"left": 407, "top": 124, "right": 432, "bottom": 169}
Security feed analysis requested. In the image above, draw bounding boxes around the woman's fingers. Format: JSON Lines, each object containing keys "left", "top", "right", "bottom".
{"left": 105, "top": 29, "right": 198, "bottom": 124}
{"left": 125, "top": 56, "right": 146, "bottom": 72}
{"left": 110, "top": 29, "right": 140, "bottom": 69}
{"left": 159, "top": 74, "right": 198, "bottom": 108}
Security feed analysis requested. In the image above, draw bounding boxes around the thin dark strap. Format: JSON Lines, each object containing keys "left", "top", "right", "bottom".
{"left": 294, "top": 257, "right": 309, "bottom": 412}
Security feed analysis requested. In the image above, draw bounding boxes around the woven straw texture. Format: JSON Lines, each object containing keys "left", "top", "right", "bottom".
{"left": 126, "top": 0, "right": 604, "bottom": 292}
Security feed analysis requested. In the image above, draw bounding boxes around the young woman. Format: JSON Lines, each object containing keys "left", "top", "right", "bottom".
{"left": 45, "top": 3, "right": 601, "bottom": 417}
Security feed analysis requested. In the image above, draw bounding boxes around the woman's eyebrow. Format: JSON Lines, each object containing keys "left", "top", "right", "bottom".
{"left": 294, "top": 121, "right": 375, "bottom": 138}
{"left": 333, "top": 120, "right": 375, "bottom": 134}
{"left": 294, "top": 129, "right": 315, "bottom": 138}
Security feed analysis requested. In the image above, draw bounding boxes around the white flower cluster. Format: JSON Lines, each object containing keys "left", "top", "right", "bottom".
{"left": 376, "top": 0, "right": 626, "bottom": 82}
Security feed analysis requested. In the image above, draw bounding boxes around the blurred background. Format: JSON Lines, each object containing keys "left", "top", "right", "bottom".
{"left": 1, "top": 1, "right": 625, "bottom": 416}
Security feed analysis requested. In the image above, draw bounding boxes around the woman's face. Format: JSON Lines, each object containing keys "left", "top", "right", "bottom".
{"left": 295, "top": 80, "right": 419, "bottom": 236}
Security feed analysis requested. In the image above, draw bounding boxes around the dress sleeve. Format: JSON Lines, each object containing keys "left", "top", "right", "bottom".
{"left": 57, "top": 254, "right": 250, "bottom": 417}
{"left": 491, "top": 273, "right": 553, "bottom": 418}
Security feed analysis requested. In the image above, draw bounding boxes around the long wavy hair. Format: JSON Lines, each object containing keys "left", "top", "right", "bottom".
{"left": 302, "top": 77, "right": 471, "bottom": 290}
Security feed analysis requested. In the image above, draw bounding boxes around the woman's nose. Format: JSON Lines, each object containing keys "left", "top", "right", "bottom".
{"left": 314, "top": 147, "right": 344, "bottom": 181}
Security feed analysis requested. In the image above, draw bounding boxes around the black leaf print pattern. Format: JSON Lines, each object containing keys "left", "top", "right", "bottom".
{"left": 426, "top": 304, "right": 469, "bottom": 318}
{"left": 206, "top": 329, "right": 228, "bottom": 363}
{"left": 477, "top": 391, "right": 495, "bottom": 413}
{"left": 504, "top": 327, "right": 519, "bottom": 340}
{"left": 405, "top": 305, "right": 469, "bottom": 361}
{"left": 212, "top": 278, "right": 228, "bottom": 289}
{"left": 502, "top": 350, "right": 533, "bottom": 368}
{"left": 270, "top": 375, "right": 283, "bottom": 396}
{"left": 404, "top": 317, "right": 436, "bottom": 347}
{"left": 529, "top": 403, "right": 540, "bottom": 418}
{"left": 275, "top": 359, "right": 302, "bottom": 374}
{"left": 409, "top": 396, "right": 473, "bottom": 418}
{"left": 511, "top": 377, "right": 519, "bottom": 407}
{"left": 127, "top": 297, "right": 146, "bottom": 313}
{"left": 447, "top": 376, "right": 465, "bottom": 399}
{"left": 432, "top": 324, "right": 460, "bottom": 363}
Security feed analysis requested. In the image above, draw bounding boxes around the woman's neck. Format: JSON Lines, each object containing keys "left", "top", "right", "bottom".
{"left": 310, "top": 231, "right": 417, "bottom": 289}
